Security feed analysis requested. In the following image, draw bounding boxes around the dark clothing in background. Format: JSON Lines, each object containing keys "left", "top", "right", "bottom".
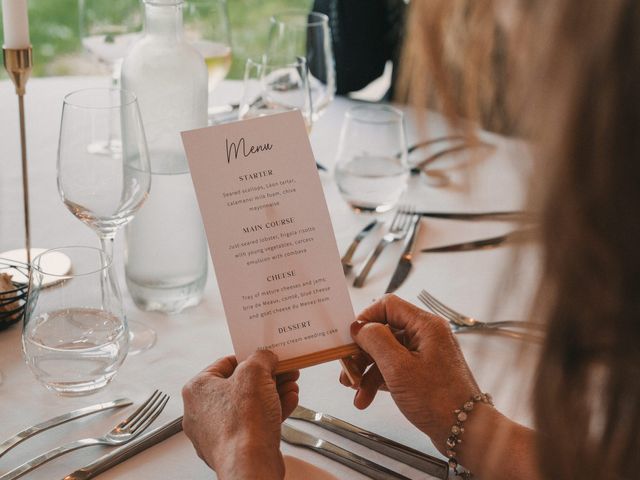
{"left": 312, "top": 0, "right": 407, "bottom": 98}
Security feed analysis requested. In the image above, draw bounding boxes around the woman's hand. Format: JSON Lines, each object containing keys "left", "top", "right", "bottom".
{"left": 182, "top": 351, "right": 299, "bottom": 480}
{"left": 340, "top": 294, "right": 482, "bottom": 453}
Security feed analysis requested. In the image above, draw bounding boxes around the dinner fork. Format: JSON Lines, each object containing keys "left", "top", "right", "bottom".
{"left": 417, "top": 290, "right": 545, "bottom": 341}
{"left": 353, "top": 206, "right": 414, "bottom": 288}
{"left": 0, "top": 391, "right": 169, "bottom": 480}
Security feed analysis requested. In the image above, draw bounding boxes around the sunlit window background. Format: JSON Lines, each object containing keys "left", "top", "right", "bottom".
{"left": 0, "top": 0, "right": 312, "bottom": 79}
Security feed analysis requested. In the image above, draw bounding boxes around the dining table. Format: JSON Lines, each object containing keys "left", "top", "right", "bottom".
{"left": 0, "top": 75, "right": 540, "bottom": 479}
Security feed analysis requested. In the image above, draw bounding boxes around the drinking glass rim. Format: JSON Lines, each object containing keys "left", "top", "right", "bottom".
{"left": 63, "top": 88, "right": 138, "bottom": 110}
{"left": 246, "top": 55, "right": 308, "bottom": 70}
{"left": 270, "top": 10, "right": 329, "bottom": 28}
{"left": 346, "top": 105, "right": 404, "bottom": 125}
{"left": 32, "top": 246, "right": 112, "bottom": 278}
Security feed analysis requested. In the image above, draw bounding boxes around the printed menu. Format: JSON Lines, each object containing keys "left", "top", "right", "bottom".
{"left": 182, "top": 111, "right": 358, "bottom": 373}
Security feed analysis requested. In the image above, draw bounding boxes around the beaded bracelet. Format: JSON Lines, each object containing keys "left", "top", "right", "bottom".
{"left": 446, "top": 393, "right": 494, "bottom": 479}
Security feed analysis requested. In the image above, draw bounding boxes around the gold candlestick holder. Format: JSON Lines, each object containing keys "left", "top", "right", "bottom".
{"left": 3, "top": 47, "right": 33, "bottom": 266}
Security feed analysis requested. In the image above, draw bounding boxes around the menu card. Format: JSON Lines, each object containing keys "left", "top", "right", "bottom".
{"left": 182, "top": 111, "right": 358, "bottom": 373}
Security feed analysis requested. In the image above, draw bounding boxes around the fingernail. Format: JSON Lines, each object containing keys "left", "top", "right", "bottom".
{"left": 350, "top": 320, "right": 365, "bottom": 337}
{"left": 354, "top": 389, "right": 364, "bottom": 409}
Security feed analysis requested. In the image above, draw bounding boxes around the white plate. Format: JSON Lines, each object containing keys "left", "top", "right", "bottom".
{"left": 0, "top": 248, "right": 72, "bottom": 287}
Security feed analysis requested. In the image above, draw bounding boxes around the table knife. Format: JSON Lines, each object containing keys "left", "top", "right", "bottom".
{"left": 290, "top": 406, "right": 448, "bottom": 479}
{"left": 281, "top": 423, "right": 412, "bottom": 480}
{"left": 385, "top": 215, "right": 422, "bottom": 294}
{"left": 0, "top": 398, "right": 133, "bottom": 459}
{"left": 417, "top": 211, "right": 530, "bottom": 222}
{"left": 421, "top": 229, "right": 531, "bottom": 253}
{"left": 341, "top": 220, "right": 379, "bottom": 275}
{"left": 63, "top": 417, "right": 183, "bottom": 480}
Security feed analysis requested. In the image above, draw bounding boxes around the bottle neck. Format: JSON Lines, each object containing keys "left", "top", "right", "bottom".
{"left": 144, "top": 2, "right": 184, "bottom": 41}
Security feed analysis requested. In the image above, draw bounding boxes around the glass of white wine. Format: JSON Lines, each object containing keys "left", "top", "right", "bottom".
{"left": 239, "top": 56, "right": 313, "bottom": 133}
{"left": 183, "top": 0, "right": 233, "bottom": 115}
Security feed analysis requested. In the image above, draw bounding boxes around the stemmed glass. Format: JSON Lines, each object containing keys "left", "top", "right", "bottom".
{"left": 79, "top": 0, "right": 142, "bottom": 154}
{"left": 267, "top": 11, "right": 335, "bottom": 122}
{"left": 240, "top": 57, "right": 313, "bottom": 133}
{"left": 183, "top": 0, "right": 233, "bottom": 116}
{"left": 57, "top": 88, "right": 155, "bottom": 354}
{"left": 79, "top": 0, "right": 142, "bottom": 76}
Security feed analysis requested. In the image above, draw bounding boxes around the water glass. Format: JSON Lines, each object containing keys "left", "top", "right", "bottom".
{"left": 334, "top": 105, "right": 409, "bottom": 213}
{"left": 22, "top": 247, "right": 128, "bottom": 396}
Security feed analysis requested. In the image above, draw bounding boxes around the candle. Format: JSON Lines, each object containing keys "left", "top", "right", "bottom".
{"left": 1, "top": 0, "right": 30, "bottom": 49}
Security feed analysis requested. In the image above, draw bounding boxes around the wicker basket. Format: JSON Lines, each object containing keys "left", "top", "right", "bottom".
{"left": 0, "top": 259, "right": 29, "bottom": 330}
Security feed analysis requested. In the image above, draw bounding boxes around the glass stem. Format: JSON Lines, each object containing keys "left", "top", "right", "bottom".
{"left": 99, "top": 234, "right": 116, "bottom": 310}
{"left": 99, "top": 234, "right": 115, "bottom": 263}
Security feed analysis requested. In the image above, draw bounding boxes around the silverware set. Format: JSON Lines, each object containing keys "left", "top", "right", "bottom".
{"left": 418, "top": 289, "right": 544, "bottom": 342}
{"left": 0, "top": 391, "right": 168, "bottom": 480}
{"left": 352, "top": 207, "right": 418, "bottom": 289}
{"left": 342, "top": 205, "right": 534, "bottom": 292}
{"left": 282, "top": 405, "right": 448, "bottom": 479}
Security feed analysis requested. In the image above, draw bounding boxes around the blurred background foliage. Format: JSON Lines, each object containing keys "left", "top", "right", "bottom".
{"left": 0, "top": 0, "right": 312, "bottom": 79}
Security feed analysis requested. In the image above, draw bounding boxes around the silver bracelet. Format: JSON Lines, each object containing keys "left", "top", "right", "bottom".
{"left": 446, "top": 393, "right": 494, "bottom": 479}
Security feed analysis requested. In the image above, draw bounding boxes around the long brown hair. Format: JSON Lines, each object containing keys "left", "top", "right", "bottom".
{"left": 400, "top": 1, "right": 640, "bottom": 479}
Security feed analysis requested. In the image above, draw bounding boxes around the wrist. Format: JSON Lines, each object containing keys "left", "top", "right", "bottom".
{"left": 213, "top": 435, "right": 283, "bottom": 480}
{"left": 454, "top": 404, "right": 539, "bottom": 480}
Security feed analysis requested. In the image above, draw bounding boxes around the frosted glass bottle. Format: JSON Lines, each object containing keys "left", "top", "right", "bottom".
{"left": 121, "top": 0, "right": 208, "bottom": 313}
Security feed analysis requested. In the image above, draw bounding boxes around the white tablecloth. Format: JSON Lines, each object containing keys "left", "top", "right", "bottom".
{"left": 0, "top": 77, "right": 539, "bottom": 479}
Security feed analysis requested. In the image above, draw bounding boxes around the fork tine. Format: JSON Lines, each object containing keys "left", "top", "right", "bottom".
{"left": 392, "top": 205, "right": 409, "bottom": 232}
{"left": 418, "top": 291, "right": 455, "bottom": 321}
{"left": 128, "top": 392, "right": 168, "bottom": 432}
{"left": 389, "top": 208, "right": 402, "bottom": 230}
{"left": 418, "top": 291, "right": 451, "bottom": 319}
{"left": 118, "top": 390, "right": 160, "bottom": 428}
{"left": 420, "top": 289, "right": 460, "bottom": 319}
{"left": 403, "top": 208, "right": 415, "bottom": 231}
{"left": 130, "top": 394, "right": 169, "bottom": 435}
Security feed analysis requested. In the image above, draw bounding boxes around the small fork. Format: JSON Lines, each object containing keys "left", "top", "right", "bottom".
{"left": 1, "top": 390, "right": 169, "bottom": 480}
{"left": 417, "top": 290, "right": 545, "bottom": 341}
{"left": 353, "top": 206, "right": 414, "bottom": 288}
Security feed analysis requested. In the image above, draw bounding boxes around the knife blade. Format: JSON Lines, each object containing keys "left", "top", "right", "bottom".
{"left": 281, "top": 423, "right": 412, "bottom": 480}
{"left": 290, "top": 406, "right": 448, "bottom": 479}
{"left": 421, "top": 229, "right": 531, "bottom": 253}
{"left": 341, "top": 219, "right": 379, "bottom": 275}
{"left": 0, "top": 398, "right": 133, "bottom": 459}
{"left": 417, "top": 211, "right": 530, "bottom": 222}
{"left": 385, "top": 215, "right": 422, "bottom": 294}
{"left": 63, "top": 417, "right": 183, "bottom": 480}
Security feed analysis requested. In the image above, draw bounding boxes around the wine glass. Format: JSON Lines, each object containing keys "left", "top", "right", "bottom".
{"left": 267, "top": 10, "right": 335, "bottom": 122}
{"left": 23, "top": 246, "right": 127, "bottom": 395}
{"left": 79, "top": 0, "right": 143, "bottom": 154}
{"left": 183, "top": 0, "right": 233, "bottom": 116}
{"left": 57, "top": 87, "right": 155, "bottom": 354}
{"left": 239, "top": 56, "right": 313, "bottom": 133}
{"left": 334, "top": 105, "right": 409, "bottom": 213}
{"left": 79, "top": 0, "right": 142, "bottom": 75}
